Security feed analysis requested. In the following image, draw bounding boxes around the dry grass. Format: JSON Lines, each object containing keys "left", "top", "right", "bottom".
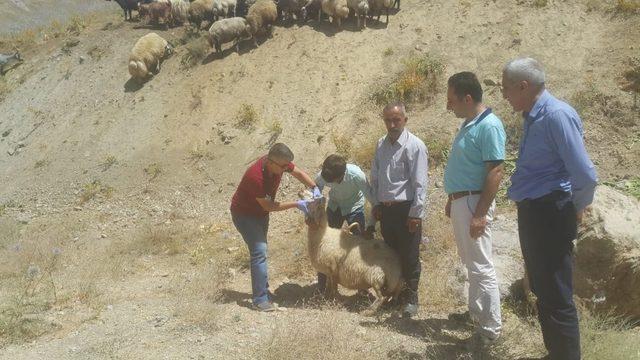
{"left": 332, "top": 132, "right": 353, "bottom": 159}
{"left": 78, "top": 180, "right": 114, "bottom": 204}
{"left": 144, "top": 162, "right": 162, "bottom": 180}
{"left": 235, "top": 103, "right": 260, "bottom": 130}
{"left": 258, "top": 310, "right": 379, "bottom": 360}
{"left": 621, "top": 56, "right": 640, "bottom": 108}
{"left": 616, "top": 0, "right": 640, "bottom": 13}
{"left": 573, "top": 79, "right": 634, "bottom": 127}
{"left": 181, "top": 37, "right": 209, "bottom": 69}
{"left": 0, "top": 77, "right": 11, "bottom": 103}
{"left": 371, "top": 53, "right": 444, "bottom": 107}
{"left": 417, "top": 134, "right": 450, "bottom": 169}
{"left": 118, "top": 222, "right": 198, "bottom": 256}
{"left": 532, "top": 0, "right": 548, "bottom": 8}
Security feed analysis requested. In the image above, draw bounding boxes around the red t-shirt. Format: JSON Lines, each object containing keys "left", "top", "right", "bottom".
{"left": 230, "top": 156, "right": 295, "bottom": 217}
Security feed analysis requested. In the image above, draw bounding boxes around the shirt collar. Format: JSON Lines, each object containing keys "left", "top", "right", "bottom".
{"left": 386, "top": 128, "right": 409, "bottom": 146}
{"left": 524, "top": 89, "right": 551, "bottom": 120}
{"left": 462, "top": 108, "right": 491, "bottom": 129}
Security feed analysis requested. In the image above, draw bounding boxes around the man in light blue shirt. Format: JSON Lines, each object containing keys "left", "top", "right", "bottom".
{"left": 315, "top": 154, "right": 374, "bottom": 293}
{"left": 443, "top": 71, "right": 505, "bottom": 348}
{"left": 502, "top": 57, "right": 597, "bottom": 360}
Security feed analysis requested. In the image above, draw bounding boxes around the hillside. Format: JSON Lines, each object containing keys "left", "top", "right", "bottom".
{"left": 1, "top": 0, "right": 639, "bottom": 359}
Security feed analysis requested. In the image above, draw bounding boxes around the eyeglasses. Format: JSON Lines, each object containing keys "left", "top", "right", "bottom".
{"left": 268, "top": 158, "right": 290, "bottom": 170}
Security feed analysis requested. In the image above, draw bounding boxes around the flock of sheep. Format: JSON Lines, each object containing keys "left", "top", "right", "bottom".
{"left": 110, "top": 0, "right": 402, "bottom": 82}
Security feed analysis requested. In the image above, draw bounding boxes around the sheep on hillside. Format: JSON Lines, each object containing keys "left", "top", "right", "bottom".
{"left": 128, "top": 32, "right": 173, "bottom": 82}
{"left": 368, "top": 0, "right": 391, "bottom": 24}
{"left": 0, "top": 51, "right": 22, "bottom": 75}
{"left": 320, "top": 0, "right": 349, "bottom": 27}
{"left": 347, "top": 0, "right": 369, "bottom": 28}
{"left": 206, "top": 17, "right": 251, "bottom": 55}
{"left": 236, "top": 0, "right": 258, "bottom": 17}
{"left": 246, "top": 0, "right": 277, "bottom": 40}
{"left": 304, "top": 196, "right": 404, "bottom": 315}
{"left": 188, "top": 0, "right": 215, "bottom": 29}
{"left": 106, "top": 0, "right": 139, "bottom": 21}
{"left": 277, "top": 0, "right": 307, "bottom": 22}
{"left": 138, "top": 1, "right": 173, "bottom": 28}
{"left": 169, "top": 0, "right": 190, "bottom": 25}
{"left": 212, "top": 0, "right": 237, "bottom": 21}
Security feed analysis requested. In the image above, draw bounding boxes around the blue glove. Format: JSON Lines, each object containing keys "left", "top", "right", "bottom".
{"left": 311, "top": 186, "right": 322, "bottom": 199}
{"left": 296, "top": 199, "right": 311, "bottom": 216}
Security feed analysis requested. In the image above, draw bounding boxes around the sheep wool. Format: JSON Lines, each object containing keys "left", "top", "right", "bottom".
{"left": 169, "top": 0, "right": 190, "bottom": 25}
{"left": 128, "top": 32, "right": 173, "bottom": 81}
{"left": 305, "top": 197, "right": 404, "bottom": 314}
{"left": 188, "top": 0, "right": 215, "bottom": 29}
{"left": 207, "top": 17, "right": 251, "bottom": 54}
{"left": 321, "top": 0, "right": 349, "bottom": 27}
{"left": 346, "top": 0, "right": 369, "bottom": 28}
{"left": 246, "top": 0, "right": 277, "bottom": 36}
{"left": 212, "top": 0, "right": 237, "bottom": 20}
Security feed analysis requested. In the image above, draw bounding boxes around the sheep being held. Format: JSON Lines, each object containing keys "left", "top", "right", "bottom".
{"left": 128, "top": 32, "right": 173, "bottom": 82}
{"left": 206, "top": 17, "right": 251, "bottom": 55}
{"left": 304, "top": 196, "right": 404, "bottom": 315}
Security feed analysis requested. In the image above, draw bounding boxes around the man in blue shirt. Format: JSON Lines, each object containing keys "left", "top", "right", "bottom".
{"left": 502, "top": 57, "right": 597, "bottom": 360}
{"left": 444, "top": 72, "right": 505, "bottom": 349}
{"left": 315, "top": 154, "right": 374, "bottom": 293}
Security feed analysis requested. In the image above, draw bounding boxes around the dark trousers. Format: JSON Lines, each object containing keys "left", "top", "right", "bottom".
{"left": 317, "top": 207, "right": 365, "bottom": 291}
{"left": 517, "top": 192, "right": 580, "bottom": 360}
{"left": 380, "top": 201, "right": 421, "bottom": 305}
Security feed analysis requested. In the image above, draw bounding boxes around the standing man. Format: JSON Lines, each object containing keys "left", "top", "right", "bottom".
{"left": 314, "top": 154, "right": 375, "bottom": 293}
{"left": 371, "top": 101, "right": 428, "bottom": 318}
{"left": 502, "top": 57, "right": 597, "bottom": 360}
{"left": 444, "top": 72, "right": 505, "bottom": 347}
{"left": 230, "top": 143, "right": 319, "bottom": 312}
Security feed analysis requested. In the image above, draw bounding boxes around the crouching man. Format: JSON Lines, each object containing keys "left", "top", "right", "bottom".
{"left": 230, "top": 143, "right": 318, "bottom": 312}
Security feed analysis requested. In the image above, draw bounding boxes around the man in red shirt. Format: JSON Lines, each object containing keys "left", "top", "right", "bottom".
{"left": 230, "top": 143, "right": 319, "bottom": 311}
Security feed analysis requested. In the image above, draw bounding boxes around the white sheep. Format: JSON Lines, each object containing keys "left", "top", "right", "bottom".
{"left": 188, "top": 0, "right": 215, "bottom": 29}
{"left": 320, "top": 0, "right": 349, "bottom": 27}
{"left": 128, "top": 33, "right": 173, "bottom": 82}
{"left": 212, "top": 0, "right": 237, "bottom": 21}
{"left": 346, "top": 0, "right": 368, "bottom": 28}
{"left": 206, "top": 17, "right": 252, "bottom": 55}
{"left": 246, "top": 0, "right": 278, "bottom": 39}
{"left": 368, "top": 0, "right": 391, "bottom": 24}
{"left": 305, "top": 196, "right": 404, "bottom": 315}
{"left": 169, "top": 0, "right": 190, "bottom": 25}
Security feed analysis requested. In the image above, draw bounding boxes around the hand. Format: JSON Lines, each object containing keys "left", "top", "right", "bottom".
{"left": 363, "top": 225, "right": 375, "bottom": 240}
{"left": 576, "top": 207, "right": 588, "bottom": 225}
{"left": 311, "top": 186, "right": 322, "bottom": 199}
{"left": 406, "top": 217, "right": 421, "bottom": 233}
{"left": 469, "top": 215, "right": 487, "bottom": 239}
{"left": 296, "top": 199, "right": 312, "bottom": 216}
{"left": 445, "top": 198, "right": 451, "bottom": 218}
{"left": 372, "top": 205, "right": 382, "bottom": 221}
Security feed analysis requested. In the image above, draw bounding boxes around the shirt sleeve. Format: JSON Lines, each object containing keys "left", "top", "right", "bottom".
{"left": 409, "top": 140, "right": 429, "bottom": 219}
{"left": 370, "top": 142, "right": 380, "bottom": 205}
{"left": 480, "top": 123, "right": 507, "bottom": 162}
{"left": 315, "top": 172, "right": 326, "bottom": 192}
{"left": 546, "top": 110, "right": 598, "bottom": 211}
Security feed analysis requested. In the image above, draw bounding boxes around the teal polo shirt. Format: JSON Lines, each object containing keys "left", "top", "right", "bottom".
{"left": 444, "top": 109, "right": 506, "bottom": 194}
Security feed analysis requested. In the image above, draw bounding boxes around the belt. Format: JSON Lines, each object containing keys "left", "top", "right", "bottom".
{"left": 518, "top": 190, "right": 570, "bottom": 206}
{"left": 448, "top": 190, "right": 482, "bottom": 201}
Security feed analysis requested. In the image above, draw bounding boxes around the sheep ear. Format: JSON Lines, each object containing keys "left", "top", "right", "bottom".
{"left": 347, "top": 222, "right": 360, "bottom": 235}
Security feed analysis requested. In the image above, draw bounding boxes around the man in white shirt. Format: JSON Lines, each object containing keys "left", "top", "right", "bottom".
{"left": 371, "top": 101, "right": 429, "bottom": 318}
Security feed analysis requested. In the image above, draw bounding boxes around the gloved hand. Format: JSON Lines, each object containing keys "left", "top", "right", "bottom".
{"left": 296, "top": 199, "right": 312, "bottom": 216}
{"left": 311, "top": 186, "right": 322, "bottom": 199}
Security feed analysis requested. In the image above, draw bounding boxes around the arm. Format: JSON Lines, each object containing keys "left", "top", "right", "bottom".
{"left": 315, "top": 173, "right": 326, "bottom": 192}
{"left": 370, "top": 144, "right": 381, "bottom": 221}
{"left": 469, "top": 162, "right": 504, "bottom": 238}
{"left": 290, "top": 165, "right": 317, "bottom": 189}
{"left": 408, "top": 141, "right": 429, "bottom": 220}
{"left": 547, "top": 110, "right": 598, "bottom": 212}
{"left": 256, "top": 198, "right": 299, "bottom": 212}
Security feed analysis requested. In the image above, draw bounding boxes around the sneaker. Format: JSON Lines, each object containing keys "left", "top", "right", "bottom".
{"left": 253, "top": 301, "right": 277, "bottom": 312}
{"left": 402, "top": 303, "right": 418, "bottom": 318}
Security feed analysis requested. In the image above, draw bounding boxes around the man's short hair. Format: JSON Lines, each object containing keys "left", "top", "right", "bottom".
{"left": 503, "top": 57, "right": 546, "bottom": 87}
{"left": 321, "top": 154, "right": 347, "bottom": 183}
{"left": 383, "top": 101, "right": 407, "bottom": 116}
{"left": 448, "top": 71, "right": 483, "bottom": 103}
{"left": 268, "top": 143, "right": 294, "bottom": 162}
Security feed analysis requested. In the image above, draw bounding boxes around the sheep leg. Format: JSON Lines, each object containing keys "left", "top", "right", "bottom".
{"left": 317, "top": 8, "right": 321, "bottom": 22}
{"left": 362, "top": 287, "right": 387, "bottom": 316}
{"left": 386, "top": 8, "right": 389, "bottom": 24}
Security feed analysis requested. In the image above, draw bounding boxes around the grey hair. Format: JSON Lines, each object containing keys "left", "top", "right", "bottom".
{"left": 503, "top": 57, "right": 546, "bottom": 87}
{"left": 383, "top": 101, "right": 407, "bottom": 116}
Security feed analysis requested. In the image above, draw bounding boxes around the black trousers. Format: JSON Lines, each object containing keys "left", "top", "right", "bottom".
{"left": 517, "top": 192, "right": 580, "bottom": 360}
{"left": 380, "top": 201, "right": 422, "bottom": 305}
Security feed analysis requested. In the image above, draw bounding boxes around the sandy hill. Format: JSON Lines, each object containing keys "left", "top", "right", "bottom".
{"left": 0, "top": 0, "right": 639, "bottom": 359}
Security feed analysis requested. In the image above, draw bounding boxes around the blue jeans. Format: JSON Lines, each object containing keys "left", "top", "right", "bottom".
{"left": 232, "top": 213, "right": 270, "bottom": 305}
{"left": 317, "top": 207, "right": 365, "bottom": 291}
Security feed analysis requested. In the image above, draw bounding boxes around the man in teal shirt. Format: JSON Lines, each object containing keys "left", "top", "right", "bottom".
{"left": 315, "top": 154, "right": 374, "bottom": 293}
{"left": 443, "top": 72, "right": 506, "bottom": 349}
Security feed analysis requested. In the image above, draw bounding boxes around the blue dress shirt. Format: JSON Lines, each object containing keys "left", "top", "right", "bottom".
{"left": 508, "top": 90, "right": 597, "bottom": 211}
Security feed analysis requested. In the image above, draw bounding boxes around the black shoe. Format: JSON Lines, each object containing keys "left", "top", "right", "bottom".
{"left": 402, "top": 303, "right": 418, "bottom": 318}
